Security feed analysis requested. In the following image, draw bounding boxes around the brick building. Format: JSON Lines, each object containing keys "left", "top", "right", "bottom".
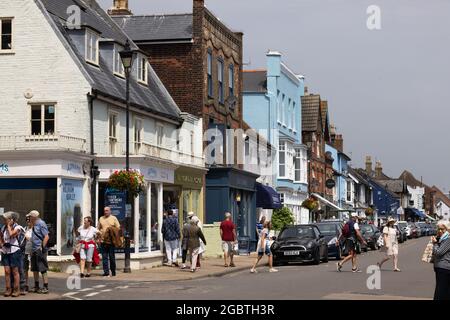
{"left": 111, "top": 0, "right": 259, "bottom": 246}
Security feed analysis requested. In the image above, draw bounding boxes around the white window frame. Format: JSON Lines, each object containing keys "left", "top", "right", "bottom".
{"left": 294, "top": 147, "right": 301, "bottom": 183}
{"left": 156, "top": 123, "right": 164, "bottom": 146}
{"left": 277, "top": 91, "right": 281, "bottom": 124}
{"left": 0, "top": 17, "right": 13, "bottom": 52}
{"left": 346, "top": 180, "right": 353, "bottom": 203}
{"left": 137, "top": 54, "right": 148, "bottom": 85}
{"left": 279, "top": 193, "right": 285, "bottom": 204}
{"left": 113, "top": 44, "right": 125, "bottom": 77}
{"left": 134, "top": 117, "right": 143, "bottom": 154}
{"left": 278, "top": 141, "right": 286, "bottom": 178}
{"left": 85, "top": 29, "right": 99, "bottom": 65}
{"left": 190, "top": 131, "right": 195, "bottom": 156}
{"left": 30, "top": 104, "right": 56, "bottom": 136}
{"left": 108, "top": 111, "right": 119, "bottom": 155}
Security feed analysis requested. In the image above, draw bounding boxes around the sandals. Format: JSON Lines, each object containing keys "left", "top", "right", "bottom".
{"left": 224, "top": 264, "right": 229, "bottom": 267}
{"left": 250, "top": 268, "right": 257, "bottom": 273}
{"left": 394, "top": 268, "right": 401, "bottom": 272}
{"left": 352, "top": 268, "right": 362, "bottom": 273}
{"left": 336, "top": 262, "right": 342, "bottom": 272}
{"left": 229, "top": 263, "right": 236, "bottom": 267}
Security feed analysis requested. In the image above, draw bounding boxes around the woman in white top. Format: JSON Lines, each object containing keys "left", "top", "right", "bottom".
{"left": 377, "top": 217, "right": 401, "bottom": 272}
{"left": 76, "top": 217, "right": 99, "bottom": 278}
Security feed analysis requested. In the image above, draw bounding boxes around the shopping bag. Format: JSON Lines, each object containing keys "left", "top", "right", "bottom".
{"left": 422, "top": 240, "right": 434, "bottom": 263}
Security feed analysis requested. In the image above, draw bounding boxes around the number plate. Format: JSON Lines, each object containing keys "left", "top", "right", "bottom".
{"left": 284, "top": 250, "right": 300, "bottom": 256}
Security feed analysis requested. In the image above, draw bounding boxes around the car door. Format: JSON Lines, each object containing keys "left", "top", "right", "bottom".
{"left": 314, "top": 227, "right": 325, "bottom": 257}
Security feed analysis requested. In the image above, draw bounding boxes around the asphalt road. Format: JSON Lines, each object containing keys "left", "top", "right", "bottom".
{"left": 0, "top": 237, "right": 435, "bottom": 300}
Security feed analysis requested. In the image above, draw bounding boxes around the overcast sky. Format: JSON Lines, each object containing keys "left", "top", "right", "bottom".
{"left": 99, "top": 0, "right": 450, "bottom": 192}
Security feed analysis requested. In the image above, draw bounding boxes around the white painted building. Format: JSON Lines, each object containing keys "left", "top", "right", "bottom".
{"left": 407, "top": 186, "right": 425, "bottom": 211}
{"left": 436, "top": 200, "right": 450, "bottom": 221}
{"left": 0, "top": 0, "right": 204, "bottom": 268}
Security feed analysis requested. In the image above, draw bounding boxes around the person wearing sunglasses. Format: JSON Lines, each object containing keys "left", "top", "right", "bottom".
{"left": 431, "top": 220, "right": 450, "bottom": 300}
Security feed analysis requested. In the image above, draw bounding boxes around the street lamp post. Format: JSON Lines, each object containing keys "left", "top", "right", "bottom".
{"left": 120, "top": 40, "right": 135, "bottom": 274}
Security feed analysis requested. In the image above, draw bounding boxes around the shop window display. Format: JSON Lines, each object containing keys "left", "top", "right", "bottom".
{"left": 151, "top": 183, "right": 160, "bottom": 251}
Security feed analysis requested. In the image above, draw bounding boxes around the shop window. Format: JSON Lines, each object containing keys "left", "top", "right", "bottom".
{"left": 150, "top": 183, "right": 160, "bottom": 251}
{"left": 31, "top": 104, "right": 55, "bottom": 136}
{"left": 0, "top": 18, "right": 13, "bottom": 51}
{"left": 139, "top": 190, "right": 148, "bottom": 252}
{"left": 60, "top": 179, "right": 84, "bottom": 256}
{"left": 109, "top": 112, "right": 118, "bottom": 155}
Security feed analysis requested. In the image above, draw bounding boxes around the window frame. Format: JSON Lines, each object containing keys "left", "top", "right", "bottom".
{"left": 278, "top": 141, "right": 286, "bottom": 178}
{"left": 85, "top": 29, "right": 99, "bottom": 65}
{"left": 207, "top": 49, "right": 213, "bottom": 98}
{"left": 282, "top": 94, "right": 286, "bottom": 127}
{"left": 292, "top": 102, "right": 297, "bottom": 132}
{"left": 228, "top": 64, "right": 234, "bottom": 97}
{"left": 217, "top": 58, "right": 224, "bottom": 104}
{"left": 30, "top": 104, "right": 56, "bottom": 136}
{"left": 277, "top": 90, "right": 281, "bottom": 124}
{"left": 134, "top": 117, "right": 143, "bottom": 154}
{"left": 137, "top": 54, "right": 148, "bottom": 85}
{"left": 0, "top": 17, "right": 13, "bottom": 52}
{"left": 108, "top": 111, "right": 119, "bottom": 155}
{"left": 113, "top": 44, "right": 125, "bottom": 77}
{"left": 346, "top": 180, "right": 352, "bottom": 202}
{"left": 294, "top": 147, "right": 301, "bottom": 183}
{"left": 156, "top": 123, "right": 164, "bottom": 146}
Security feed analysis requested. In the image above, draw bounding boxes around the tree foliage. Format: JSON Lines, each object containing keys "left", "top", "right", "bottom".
{"left": 272, "top": 206, "right": 295, "bottom": 231}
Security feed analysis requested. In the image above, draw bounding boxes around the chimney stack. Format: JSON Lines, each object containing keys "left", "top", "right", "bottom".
{"left": 304, "top": 86, "right": 308, "bottom": 95}
{"left": 108, "top": 0, "right": 132, "bottom": 16}
{"left": 375, "top": 161, "right": 383, "bottom": 178}
{"left": 365, "top": 156, "right": 372, "bottom": 176}
{"left": 333, "top": 134, "right": 344, "bottom": 152}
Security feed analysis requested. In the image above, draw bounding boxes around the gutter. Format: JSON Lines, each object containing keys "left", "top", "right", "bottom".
{"left": 88, "top": 92, "right": 99, "bottom": 218}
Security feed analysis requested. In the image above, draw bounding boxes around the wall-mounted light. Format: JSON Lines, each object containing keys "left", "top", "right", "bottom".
{"left": 236, "top": 192, "right": 241, "bottom": 202}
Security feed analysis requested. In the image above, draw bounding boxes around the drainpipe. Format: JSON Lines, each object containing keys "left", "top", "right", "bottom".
{"left": 88, "top": 92, "right": 99, "bottom": 221}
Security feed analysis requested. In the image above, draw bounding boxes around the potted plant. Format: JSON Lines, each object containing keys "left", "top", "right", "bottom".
{"left": 107, "top": 169, "right": 146, "bottom": 198}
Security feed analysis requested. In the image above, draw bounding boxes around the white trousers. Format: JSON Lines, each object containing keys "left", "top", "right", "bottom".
{"left": 165, "top": 240, "right": 179, "bottom": 264}
{"left": 190, "top": 247, "right": 200, "bottom": 270}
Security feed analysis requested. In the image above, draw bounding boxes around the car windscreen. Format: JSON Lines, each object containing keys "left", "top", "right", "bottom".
{"left": 279, "top": 226, "right": 315, "bottom": 239}
{"left": 316, "top": 224, "right": 338, "bottom": 235}
{"left": 398, "top": 223, "right": 407, "bottom": 228}
{"left": 360, "top": 225, "right": 374, "bottom": 234}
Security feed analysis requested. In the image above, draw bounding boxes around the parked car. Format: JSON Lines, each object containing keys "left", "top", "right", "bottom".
{"left": 314, "top": 221, "right": 344, "bottom": 260}
{"left": 418, "top": 222, "right": 431, "bottom": 236}
{"left": 271, "top": 225, "right": 329, "bottom": 265}
{"left": 360, "top": 224, "right": 381, "bottom": 250}
{"left": 429, "top": 222, "right": 438, "bottom": 236}
{"left": 414, "top": 222, "right": 424, "bottom": 237}
{"left": 397, "top": 221, "right": 410, "bottom": 239}
{"left": 408, "top": 222, "right": 419, "bottom": 238}
{"left": 393, "top": 225, "right": 405, "bottom": 243}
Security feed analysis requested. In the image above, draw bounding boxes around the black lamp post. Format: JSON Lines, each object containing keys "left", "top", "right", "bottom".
{"left": 119, "top": 40, "right": 135, "bottom": 274}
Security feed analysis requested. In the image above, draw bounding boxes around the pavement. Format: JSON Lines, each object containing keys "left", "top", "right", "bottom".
{"left": 0, "top": 237, "right": 436, "bottom": 300}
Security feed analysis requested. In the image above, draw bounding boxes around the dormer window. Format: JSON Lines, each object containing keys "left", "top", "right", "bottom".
{"left": 136, "top": 54, "right": 148, "bottom": 84}
{"left": 0, "top": 18, "right": 13, "bottom": 52}
{"left": 85, "top": 29, "right": 99, "bottom": 65}
{"left": 113, "top": 44, "right": 125, "bottom": 77}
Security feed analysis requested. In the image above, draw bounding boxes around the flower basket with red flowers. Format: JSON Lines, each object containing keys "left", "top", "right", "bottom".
{"left": 301, "top": 196, "right": 319, "bottom": 211}
{"left": 107, "top": 170, "right": 146, "bottom": 198}
{"left": 365, "top": 207, "right": 374, "bottom": 216}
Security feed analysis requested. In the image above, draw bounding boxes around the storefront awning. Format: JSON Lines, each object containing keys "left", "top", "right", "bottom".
{"left": 312, "top": 193, "right": 343, "bottom": 211}
{"left": 410, "top": 208, "right": 426, "bottom": 218}
{"left": 256, "top": 183, "right": 282, "bottom": 209}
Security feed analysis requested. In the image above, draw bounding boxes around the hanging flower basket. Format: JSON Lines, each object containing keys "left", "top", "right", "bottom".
{"left": 107, "top": 169, "right": 146, "bottom": 198}
{"left": 302, "top": 197, "right": 319, "bottom": 211}
{"left": 365, "top": 207, "right": 374, "bottom": 216}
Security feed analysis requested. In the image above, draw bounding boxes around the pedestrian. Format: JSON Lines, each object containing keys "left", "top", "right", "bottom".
{"left": 22, "top": 214, "right": 33, "bottom": 294}
{"left": 28, "top": 210, "right": 50, "bottom": 294}
{"left": 376, "top": 217, "right": 401, "bottom": 272}
{"left": 180, "top": 216, "right": 191, "bottom": 269}
{"left": 187, "top": 216, "right": 207, "bottom": 273}
{"left": 188, "top": 211, "right": 203, "bottom": 268}
{"left": 11, "top": 212, "right": 27, "bottom": 296}
{"left": 98, "top": 207, "right": 120, "bottom": 277}
{"left": 250, "top": 220, "right": 278, "bottom": 273}
{"left": 336, "top": 212, "right": 367, "bottom": 273}
{"left": 220, "top": 212, "right": 237, "bottom": 267}
{"left": 0, "top": 212, "right": 23, "bottom": 297}
{"left": 161, "top": 209, "right": 181, "bottom": 267}
{"left": 431, "top": 220, "right": 450, "bottom": 300}
{"left": 77, "top": 217, "right": 99, "bottom": 278}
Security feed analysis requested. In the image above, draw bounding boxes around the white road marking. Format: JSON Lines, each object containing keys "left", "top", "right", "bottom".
{"left": 79, "top": 288, "right": 94, "bottom": 292}
{"left": 66, "top": 295, "right": 83, "bottom": 301}
{"left": 84, "top": 292, "right": 100, "bottom": 297}
{"left": 115, "top": 286, "right": 129, "bottom": 289}
{"left": 100, "top": 289, "right": 112, "bottom": 292}
{"left": 62, "top": 292, "right": 79, "bottom": 297}
{"left": 93, "top": 285, "right": 107, "bottom": 289}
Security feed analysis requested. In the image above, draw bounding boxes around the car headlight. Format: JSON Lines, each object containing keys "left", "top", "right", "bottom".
{"left": 306, "top": 242, "right": 314, "bottom": 249}
{"left": 328, "top": 237, "right": 337, "bottom": 246}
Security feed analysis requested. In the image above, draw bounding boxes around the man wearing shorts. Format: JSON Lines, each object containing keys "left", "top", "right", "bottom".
{"left": 220, "top": 212, "right": 237, "bottom": 267}
{"left": 336, "top": 213, "right": 367, "bottom": 273}
{"left": 29, "top": 210, "right": 49, "bottom": 294}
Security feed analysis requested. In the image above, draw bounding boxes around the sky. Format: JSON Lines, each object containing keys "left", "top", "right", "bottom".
{"left": 99, "top": 0, "right": 450, "bottom": 192}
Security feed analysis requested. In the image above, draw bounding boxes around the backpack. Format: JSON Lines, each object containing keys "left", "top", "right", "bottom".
{"left": 342, "top": 221, "right": 355, "bottom": 238}
{"left": 1, "top": 224, "right": 25, "bottom": 251}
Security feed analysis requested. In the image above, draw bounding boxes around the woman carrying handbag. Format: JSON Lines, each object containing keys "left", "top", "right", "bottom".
{"left": 75, "top": 217, "right": 99, "bottom": 278}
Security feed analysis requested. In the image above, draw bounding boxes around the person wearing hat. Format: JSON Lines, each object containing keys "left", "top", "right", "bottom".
{"left": 336, "top": 212, "right": 367, "bottom": 273}
{"left": 0, "top": 211, "right": 23, "bottom": 297}
{"left": 187, "top": 216, "right": 207, "bottom": 273}
{"left": 187, "top": 211, "right": 204, "bottom": 268}
{"left": 28, "top": 210, "right": 50, "bottom": 294}
{"left": 377, "top": 217, "right": 401, "bottom": 272}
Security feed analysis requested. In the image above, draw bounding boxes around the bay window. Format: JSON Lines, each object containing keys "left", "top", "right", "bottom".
{"left": 279, "top": 141, "right": 286, "bottom": 177}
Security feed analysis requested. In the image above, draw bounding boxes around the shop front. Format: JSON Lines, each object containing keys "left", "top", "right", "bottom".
{"left": 97, "top": 160, "right": 175, "bottom": 258}
{"left": 0, "top": 156, "right": 91, "bottom": 258}
{"left": 169, "top": 167, "right": 205, "bottom": 225}
{"left": 205, "top": 167, "right": 258, "bottom": 252}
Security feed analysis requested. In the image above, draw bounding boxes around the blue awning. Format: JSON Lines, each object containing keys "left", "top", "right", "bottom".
{"left": 410, "top": 208, "right": 426, "bottom": 218}
{"left": 256, "top": 183, "right": 282, "bottom": 209}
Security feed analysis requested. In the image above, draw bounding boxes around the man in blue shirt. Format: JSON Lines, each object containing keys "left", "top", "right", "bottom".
{"left": 29, "top": 210, "right": 49, "bottom": 294}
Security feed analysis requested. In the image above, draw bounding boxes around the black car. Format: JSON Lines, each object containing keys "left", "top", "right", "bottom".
{"left": 314, "top": 221, "right": 344, "bottom": 260}
{"left": 360, "top": 224, "right": 381, "bottom": 250}
{"left": 272, "top": 225, "right": 328, "bottom": 265}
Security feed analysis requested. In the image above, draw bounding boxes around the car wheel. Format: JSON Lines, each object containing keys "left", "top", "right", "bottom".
{"left": 313, "top": 248, "right": 321, "bottom": 265}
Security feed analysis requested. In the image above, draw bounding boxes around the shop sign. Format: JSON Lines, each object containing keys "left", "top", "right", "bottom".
{"left": 0, "top": 163, "right": 9, "bottom": 174}
{"left": 143, "top": 166, "right": 174, "bottom": 184}
{"left": 104, "top": 188, "right": 126, "bottom": 221}
{"left": 176, "top": 174, "right": 203, "bottom": 186}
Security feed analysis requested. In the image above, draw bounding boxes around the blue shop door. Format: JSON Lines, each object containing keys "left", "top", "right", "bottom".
{"left": 234, "top": 192, "right": 251, "bottom": 255}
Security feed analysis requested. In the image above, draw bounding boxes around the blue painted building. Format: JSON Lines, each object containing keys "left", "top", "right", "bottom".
{"left": 243, "top": 51, "right": 309, "bottom": 224}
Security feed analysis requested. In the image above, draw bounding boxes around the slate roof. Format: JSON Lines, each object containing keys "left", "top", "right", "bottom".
{"left": 399, "top": 170, "right": 428, "bottom": 188}
{"left": 356, "top": 169, "right": 400, "bottom": 199}
{"left": 301, "top": 94, "right": 322, "bottom": 132}
{"left": 348, "top": 166, "right": 370, "bottom": 186}
{"left": 111, "top": 14, "right": 193, "bottom": 42}
{"left": 376, "top": 179, "right": 407, "bottom": 194}
{"left": 243, "top": 70, "right": 267, "bottom": 93}
{"left": 431, "top": 186, "right": 450, "bottom": 208}
{"left": 39, "top": 0, "right": 181, "bottom": 121}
